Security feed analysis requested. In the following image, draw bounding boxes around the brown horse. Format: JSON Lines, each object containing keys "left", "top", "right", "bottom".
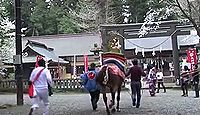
{"left": 97, "top": 64, "right": 124, "bottom": 115}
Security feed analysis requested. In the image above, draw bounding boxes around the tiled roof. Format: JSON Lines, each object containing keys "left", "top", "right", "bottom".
{"left": 23, "top": 40, "right": 68, "bottom": 64}
{"left": 23, "top": 33, "right": 102, "bottom": 56}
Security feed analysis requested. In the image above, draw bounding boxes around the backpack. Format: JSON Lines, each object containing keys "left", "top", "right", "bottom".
{"left": 83, "top": 71, "right": 99, "bottom": 92}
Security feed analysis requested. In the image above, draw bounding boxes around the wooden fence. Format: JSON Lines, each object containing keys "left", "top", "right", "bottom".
{"left": 0, "top": 76, "right": 175, "bottom": 92}
{"left": 0, "top": 79, "right": 83, "bottom": 92}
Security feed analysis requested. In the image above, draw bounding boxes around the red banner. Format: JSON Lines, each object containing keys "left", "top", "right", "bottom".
{"left": 186, "top": 48, "right": 197, "bottom": 70}
{"left": 84, "top": 55, "right": 88, "bottom": 72}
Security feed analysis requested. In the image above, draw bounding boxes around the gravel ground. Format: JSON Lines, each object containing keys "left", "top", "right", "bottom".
{"left": 0, "top": 89, "right": 200, "bottom": 115}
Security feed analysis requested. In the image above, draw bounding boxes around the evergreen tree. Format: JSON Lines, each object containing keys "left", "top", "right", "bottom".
{"left": 107, "top": 0, "right": 125, "bottom": 24}
{"left": 125, "top": 0, "right": 149, "bottom": 23}
{"left": 5, "top": 0, "right": 81, "bottom": 36}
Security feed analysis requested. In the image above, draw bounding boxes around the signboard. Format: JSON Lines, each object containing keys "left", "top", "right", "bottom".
{"left": 186, "top": 48, "right": 197, "bottom": 70}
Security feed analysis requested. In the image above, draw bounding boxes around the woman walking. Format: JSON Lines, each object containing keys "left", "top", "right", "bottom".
{"left": 180, "top": 66, "right": 190, "bottom": 97}
{"left": 192, "top": 65, "right": 199, "bottom": 98}
{"left": 156, "top": 69, "right": 166, "bottom": 93}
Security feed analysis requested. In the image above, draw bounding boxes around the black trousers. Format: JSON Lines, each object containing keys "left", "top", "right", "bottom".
{"left": 181, "top": 82, "right": 188, "bottom": 96}
{"left": 89, "top": 90, "right": 100, "bottom": 110}
{"left": 194, "top": 83, "right": 199, "bottom": 97}
{"left": 157, "top": 80, "right": 166, "bottom": 93}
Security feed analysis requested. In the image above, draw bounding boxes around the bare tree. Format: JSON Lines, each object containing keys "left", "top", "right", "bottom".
{"left": 169, "top": 0, "right": 200, "bottom": 37}
{"left": 139, "top": 0, "right": 200, "bottom": 37}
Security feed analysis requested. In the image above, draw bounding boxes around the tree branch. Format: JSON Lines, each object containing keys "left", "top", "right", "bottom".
{"left": 175, "top": 0, "right": 200, "bottom": 37}
{"left": 189, "top": 1, "right": 199, "bottom": 14}
{"left": 186, "top": 0, "right": 192, "bottom": 18}
{"left": 175, "top": 0, "right": 195, "bottom": 25}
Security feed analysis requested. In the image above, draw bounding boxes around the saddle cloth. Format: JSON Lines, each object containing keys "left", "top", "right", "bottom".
{"left": 107, "top": 64, "right": 125, "bottom": 80}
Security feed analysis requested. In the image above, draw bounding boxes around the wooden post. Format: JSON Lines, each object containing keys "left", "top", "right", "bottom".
{"left": 15, "top": 0, "right": 23, "bottom": 105}
{"left": 100, "top": 27, "right": 108, "bottom": 52}
{"left": 119, "top": 29, "right": 125, "bottom": 54}
{"left": 171, "top": 28, "right": 180, "bottom": 83}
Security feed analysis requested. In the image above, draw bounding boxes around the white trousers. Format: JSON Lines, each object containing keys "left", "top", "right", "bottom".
{"left": 31, "top": 88, "right": 49, "bottom": 115}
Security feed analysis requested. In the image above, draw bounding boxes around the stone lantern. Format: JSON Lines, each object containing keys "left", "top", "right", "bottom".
{"left": 90, "top": 43, "right": 102, "bottom": 56}
{"left": 90, "top": 43, "right": 103, "bottom": 65}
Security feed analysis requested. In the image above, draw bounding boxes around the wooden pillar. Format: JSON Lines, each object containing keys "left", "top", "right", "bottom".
{"left": 171, "top": 27, "right": 180, "bottom": 82}
{"left": 118, "top": 29, "right": 125, "bottom": 54}
{"left": 15, "top": 0, "right": 23, "bottom": 105}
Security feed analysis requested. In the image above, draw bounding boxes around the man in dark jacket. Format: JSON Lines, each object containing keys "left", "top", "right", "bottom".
{"left": 80, "top": 63, "right": 100, "bottom": 110}
{"left": 192, "top": 64, "right": 199, "bottom": 98}
{"left": 126, "top": 59, "right": 146, "bottom": 108}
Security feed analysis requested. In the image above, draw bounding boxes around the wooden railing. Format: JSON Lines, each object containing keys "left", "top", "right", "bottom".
{"left": 53, "top": 79, "right": 82, "bottom": 90}
{"left": 0, "top": 76, "right": 176, "bottom": 92}
{"left": 0, "top": 80, "right": 17, "bottom": 89}
{"left": 0, "top": 79, "right": 83, "bottom": 92}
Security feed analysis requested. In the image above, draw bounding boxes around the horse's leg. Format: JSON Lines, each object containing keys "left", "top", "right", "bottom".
{"left": 116, "top": 87, "right": 121, "bottom": 112}
{"left": 103, "top": 93, "right": 110, "bottom": 115}
{"left": 110, "top": 91, "right": 116, "bottom": 113}
{"left": 109, "top": 88, "right": 115, "bottom": 108}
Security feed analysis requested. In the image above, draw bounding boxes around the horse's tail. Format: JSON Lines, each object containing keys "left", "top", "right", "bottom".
{"left": 103, "top": 66, "right": 109, "bottom": 85}
{"left": 96, "top": 65, "right": 107, "bottom": 84}
{"left": 106, "top": 66, "right": 109, "bottom": 79}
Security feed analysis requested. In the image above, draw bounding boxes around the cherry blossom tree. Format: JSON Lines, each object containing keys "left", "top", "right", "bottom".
{"left": 0, "top": 4, "right": 15, "bottom": 63}
{"left": 139, "top": 0, "right": 200, "bottom": 37}
{"left": 172, "top": 0, "right": 200, "bottom": 37}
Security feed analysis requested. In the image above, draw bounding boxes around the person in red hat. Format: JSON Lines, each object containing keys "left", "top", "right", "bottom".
{"left": 29, "top": 56, "right": 53, "bottom": 115}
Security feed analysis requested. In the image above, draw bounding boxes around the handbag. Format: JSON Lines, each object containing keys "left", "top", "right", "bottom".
{"left": 28, "top": 68, "right": 44, "bottom": 98}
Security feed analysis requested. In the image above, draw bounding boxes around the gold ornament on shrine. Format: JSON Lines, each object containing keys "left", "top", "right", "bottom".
{"left": 108, "top": 37, "right": 121, "bottom": 53}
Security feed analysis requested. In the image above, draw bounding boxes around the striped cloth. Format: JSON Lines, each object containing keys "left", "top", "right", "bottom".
{"left": 102, "top": 53, "right": 126, "bottom": 73}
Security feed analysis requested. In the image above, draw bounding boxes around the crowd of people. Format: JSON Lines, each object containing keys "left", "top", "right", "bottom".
{"left": 28, "top": 57, "right": 199, "bottom": 115}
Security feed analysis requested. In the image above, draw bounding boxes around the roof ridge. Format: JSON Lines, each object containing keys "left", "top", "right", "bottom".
{"left": 26, "top": 40, "right": 47, "bottom": 49}
{"left": 23, "top": 33, "right": 99, "bottom": 39}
